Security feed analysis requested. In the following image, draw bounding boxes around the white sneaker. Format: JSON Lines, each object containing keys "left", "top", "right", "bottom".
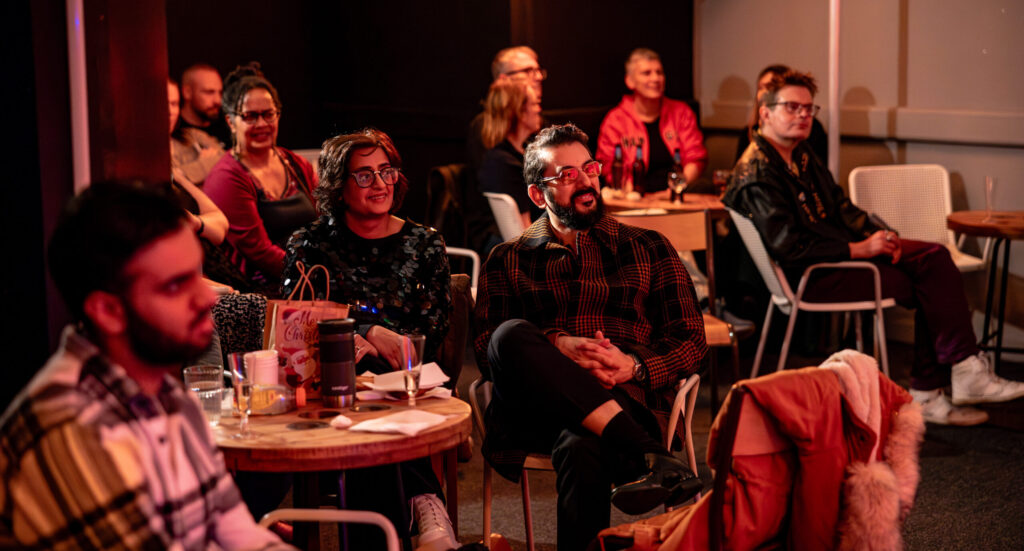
{"left": 411, "top": 494, "right": 457, "bottom": 551}
{"left": 909, "top": 388, "right": 988, "bottom": 426}
{"left": 951, "top": 352, "right": 1024, "bottom": 405}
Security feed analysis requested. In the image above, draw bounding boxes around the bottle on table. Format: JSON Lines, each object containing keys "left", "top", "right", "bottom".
{"left": 632, "top": 144, "right": 646, "bottom": 196}
{"left": 668, "top": 148, "right": 686, "bottom": 203}
{"left": 611, "top": 144, "right": 624, "bottom": 190}
{"left": 318, "top": 318, "right": 357, "bottom": 408}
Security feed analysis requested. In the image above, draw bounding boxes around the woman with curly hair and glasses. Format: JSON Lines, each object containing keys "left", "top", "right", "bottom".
{"left": 205, "top": 62, "right": 317, "bottom": 292}
{"left": 280, "top": 128, "right": 455, "bottom": 550}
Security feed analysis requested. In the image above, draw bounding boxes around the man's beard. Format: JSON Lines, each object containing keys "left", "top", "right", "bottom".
{"left": 197, "top": 107, "right": 221, "bottom": 124}
{"left": 123, "top": 301, "right": 211, "bottom": 365}
{"left": 547, "top": 187, "right": 604, "bottom": 230}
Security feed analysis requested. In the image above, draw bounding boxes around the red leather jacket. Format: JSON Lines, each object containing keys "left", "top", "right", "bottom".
{"left": 596, "top": 95, "right": 707, "bottom": 183}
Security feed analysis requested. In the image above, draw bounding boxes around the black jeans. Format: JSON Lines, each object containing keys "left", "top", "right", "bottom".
{"left": 487, "top": 319, "right": 661, "bottom": 551}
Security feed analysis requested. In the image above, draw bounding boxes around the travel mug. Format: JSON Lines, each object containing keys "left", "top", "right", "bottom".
{"left": 318, "top": 318, "right": 356, "bottom": 407}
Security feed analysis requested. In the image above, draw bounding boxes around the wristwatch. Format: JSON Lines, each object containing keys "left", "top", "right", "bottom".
{"left": 629, "top": 353, "right": 646, "bottom": 383}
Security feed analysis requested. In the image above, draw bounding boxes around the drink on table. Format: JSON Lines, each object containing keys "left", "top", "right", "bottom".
{"left": 402, "top": 334, "right": 426, "bottom": 407}
{"left": 183, "top": 365, "right": 223, "bottom": 426}
{"left": 632, "top": 144, "right": 646, "bottom": 197}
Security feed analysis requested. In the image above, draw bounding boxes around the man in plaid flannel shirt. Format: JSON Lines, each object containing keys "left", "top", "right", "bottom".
{"left": 0, "top": 182, "right": 292, "bottom": 550}
{"left": 474, "top": 124, "right": 707, "bottom": 550}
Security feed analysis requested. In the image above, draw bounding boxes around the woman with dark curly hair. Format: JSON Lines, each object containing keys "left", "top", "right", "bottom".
{"left": 280, "top": 128, "right": 456, "bottom": 550}
{"left": 205, "top": 62, "right": 317, "bottom": 292}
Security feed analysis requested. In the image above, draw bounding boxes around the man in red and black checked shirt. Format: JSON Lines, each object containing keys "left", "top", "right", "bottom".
{"left": 474, "top": 123, "right": 707, "bottom": 550}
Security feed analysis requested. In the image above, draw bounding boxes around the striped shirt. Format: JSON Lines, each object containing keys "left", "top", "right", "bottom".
{"left": 474, "top": 214, "right": 707, "bottom": 406}
{"left": 0, "top": 327, "right": 292, "bottom": 550}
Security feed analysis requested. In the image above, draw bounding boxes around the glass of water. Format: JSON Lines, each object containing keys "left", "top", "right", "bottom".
{"left": 183, "top": 365, "right": 223, "bottom": 426}
{"left": 401, "top": 334, "right": 426, "bottom": 407}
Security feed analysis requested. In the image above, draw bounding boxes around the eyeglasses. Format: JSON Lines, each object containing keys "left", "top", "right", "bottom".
{"left": 766, "top": 101, "right": 820, "bottom": 116}
{"left": 350, "top": 167, "right": 401, "bottom": 188}
{"left": 503, "top": 67, "right": 548, "bottom": 81}
{"left": 539, "top": 160, "right": 603, "bottom": 186}
{"left": 236, "top": 109, "right": 280, "bottom": 124}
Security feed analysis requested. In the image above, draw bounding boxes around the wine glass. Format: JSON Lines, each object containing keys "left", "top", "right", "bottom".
{"left": 228, "top": 352, "right": 258, "bottom": 440}
{"left": 401, "top": 334, "right": 426, "bottom": 407}
{"left": 984, "top": 175, "right": 995, "bottom": 222}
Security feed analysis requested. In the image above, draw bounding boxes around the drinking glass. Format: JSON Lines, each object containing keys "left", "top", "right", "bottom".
{"left": 228, "top": 352, "right": 258, "bottom": 440}
{"left": 984, "top": 175, "right": 995, "bottom": 221}
{"left": 713, "top": 170, "right": 731, "bottom": 196}
{"left": 183, "top": 365, "right": 223, "bottom": 426}
{"left": 401, "top": 334, "right": 426, "bottom": 407}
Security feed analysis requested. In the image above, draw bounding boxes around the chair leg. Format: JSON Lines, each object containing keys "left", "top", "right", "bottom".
{"left": 521, "top": 471, "right": 535, "bottom": 551}
{"left": 855, "top": 311, "right": 864, "bottom": 351}
{"left": 483, "top": 463, "right": 492, "bottom": 549}
{"left": 752, "top": 304, "right": 775, "bottom": 378}
{"left": 708, "top": 349, "right": 719, "bottom": 414}
{"left": 875, "top": 308, "right": 890, "bottom": 377}
{"left": 776, "top": 307, "right": 800, "bottom": 373}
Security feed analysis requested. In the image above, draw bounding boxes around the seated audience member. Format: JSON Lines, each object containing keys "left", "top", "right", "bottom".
{"left": 205, "top": 62, "right": 317, "bottom": 294}
{"left": 478, "top": 81, "right": 544, "bottom": 230}
{"left": 169, "top": 77, "right": 225, "bottom": 187}
{"left": 597, "top": 48, "right": 706, "bottom": 194}
{"left": 0, "top": 181, "right": 291, "bottom": 549}
{"left": 723, "top": 70, "right": 1024, "bottom": 426}
{"left": 465, "top": 46, "right": 549, "bottom": 256}
{"left": 475, "top": 124, "right": 705, "bottom": 551}
{"left": 178, "top": 63, "right": 233, "bottom": 147}
{"left": 735, "top": 63, "right": 828, "bottom": 163}
{"left": 281, "top": 129, "right": 456, "bottom": 550}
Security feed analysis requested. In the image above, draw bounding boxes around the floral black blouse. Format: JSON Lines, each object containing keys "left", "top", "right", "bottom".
{"left": 281, "top": 216, "right": 451, "bottom": 362}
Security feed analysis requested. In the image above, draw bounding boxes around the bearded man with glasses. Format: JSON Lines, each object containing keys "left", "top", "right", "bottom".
{"left": 474, "top": 124, "right": 706, "bottom": 551}
{"left": 724, "top": 69, "right": 1024, "bottom": 426}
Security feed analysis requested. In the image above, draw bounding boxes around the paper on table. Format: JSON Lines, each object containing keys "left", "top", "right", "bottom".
{"left": 348, "top": 409, "right": 449, "bottom": 436}
{"left": 364, "top": 362, "right": 449, "bottom": 392}
{"left": 356, "top": 386, "right": 452, "bottom": 402}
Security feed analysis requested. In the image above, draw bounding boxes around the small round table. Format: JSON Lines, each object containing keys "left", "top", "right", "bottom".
{"left": 947, "top": 210, "right": 1024, "bottom": 371}
{"left": 215, "top": 397, "right": 471, "bottom": 550}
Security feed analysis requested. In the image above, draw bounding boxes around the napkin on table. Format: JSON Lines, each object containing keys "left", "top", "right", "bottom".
{"left": 363, "top": 362, "right": 449, "bottom": 392}
{"left": 348, "top": 410, "right": 449, "bottom": 436}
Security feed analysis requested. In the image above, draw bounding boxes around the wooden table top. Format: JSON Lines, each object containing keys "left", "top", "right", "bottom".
{"left": 215, "top": 397, "right": 472, "bottom": 472}
{"left": 947, "top": 210, "right": 1024, "bottom": 240}
{"left": 602, "top": 189, "right": 725, "bottom": 213}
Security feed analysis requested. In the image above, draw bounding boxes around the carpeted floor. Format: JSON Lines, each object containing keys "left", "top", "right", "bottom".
{"left": 450, "top": 341, "right": 1024, "bottom": 550}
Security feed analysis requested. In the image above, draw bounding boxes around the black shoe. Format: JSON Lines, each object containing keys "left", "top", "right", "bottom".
{"left": 610, "top": 453, "right": 702, "bottom": 515}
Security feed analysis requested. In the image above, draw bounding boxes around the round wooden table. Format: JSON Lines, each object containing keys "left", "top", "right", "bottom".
{"left": 947, "top": 210, "right": 1024, "bottom": 371}
{"left": 215, "top": 397, "right": 471, "bottom": 550}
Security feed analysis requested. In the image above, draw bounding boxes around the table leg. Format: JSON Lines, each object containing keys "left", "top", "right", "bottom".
{"left": 995, "top": 238, "right": 1012, "bottom": 373}
{"left": 445, "top": 448, "right": 459, "bottom": 537}
{"left": 294, "top": 473, "right": 321, "bottom": 551}
{"left": 395, "top": 464, "right": 413, "bottom": 551}
{"left": 981, "top": 238, "right": 1002, "bottom": 346}
{"left": 337, "top": 471, "right": 349, "bottom": 551}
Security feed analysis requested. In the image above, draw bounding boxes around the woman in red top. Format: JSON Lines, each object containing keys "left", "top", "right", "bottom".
{"left": 205, "top": 62, "right": 317, "bottom": 292}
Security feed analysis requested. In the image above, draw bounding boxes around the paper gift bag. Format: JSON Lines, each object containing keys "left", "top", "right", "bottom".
{"left": 264, "top": 262, "right": 349, "bottom": 399}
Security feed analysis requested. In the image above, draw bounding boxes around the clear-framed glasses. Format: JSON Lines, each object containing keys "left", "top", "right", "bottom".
{"left": 504, "top": 66, "right": 548, "bottom": 81}
{"left": 350, "top": 167, "right": 401, "bottom": 188}
{"left": 767, "top": 101, "right": 821, "bottom": 116}
{"left": 539, "top": 160, "right": 603, "bottom": 186}
{"left": 236, "top": 109, "right": 280, "bottom": 124}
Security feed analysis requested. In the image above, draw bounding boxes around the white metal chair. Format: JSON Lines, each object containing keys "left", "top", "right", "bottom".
{"left": 446, "top": 246, "right": 480, "bottom": 299}
{"left": 259, "top": 508, "right": 400, "bottom": 551}
{"left": 468, "top": 373, "right": 701, "bottom": 551}
{"left": 727, "top": 207, "right": 896, "bottom": 378}
{"left": 483, "top": 192, "right": 527, "bottom": 241}
{"left": 848, "top": 163, "right": 990, "bottom": 272}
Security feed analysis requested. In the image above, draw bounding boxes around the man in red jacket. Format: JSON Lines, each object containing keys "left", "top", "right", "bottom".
{"left": 597, "top": 48, "right": 707, "bottom": 193}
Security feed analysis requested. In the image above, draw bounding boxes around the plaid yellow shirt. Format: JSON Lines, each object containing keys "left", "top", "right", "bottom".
{"left": 0, "top": 328, "right": 292, "bottom": 550}
{"left": 474, "top": 214, "right": 707, "bottom": 406}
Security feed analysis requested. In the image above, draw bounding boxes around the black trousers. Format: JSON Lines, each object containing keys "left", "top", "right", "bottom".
{"left": 487, "top": 319, "right": 662, "bottom": 551}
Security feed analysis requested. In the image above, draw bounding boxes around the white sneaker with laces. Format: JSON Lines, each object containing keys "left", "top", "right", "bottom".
{"left": 909, "top": 388, "right": 988, "bottom": 426}
{"left": 951, "top": 352, "right": 1024, "bottom": 405}
{"left": 411, "top": 494, "right": 457, "bottom": 551}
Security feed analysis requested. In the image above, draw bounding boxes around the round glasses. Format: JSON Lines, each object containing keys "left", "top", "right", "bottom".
{"left": 539, "top": 160, "right": 603, "bottom": 187}
{"left": 350, "top": 167, "right": 401, "bottom": 188}
{"left": 235, "top": 109, "right": 280, "bottom": 124}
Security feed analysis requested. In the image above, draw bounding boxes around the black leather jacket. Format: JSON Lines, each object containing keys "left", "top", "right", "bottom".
{"left": 722, "top": 133, "right": 881, "bottom": 284}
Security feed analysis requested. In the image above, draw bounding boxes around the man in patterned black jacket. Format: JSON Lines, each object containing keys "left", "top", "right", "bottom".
{"left": 474, "top": 124, "right": 707, "bottom": 551}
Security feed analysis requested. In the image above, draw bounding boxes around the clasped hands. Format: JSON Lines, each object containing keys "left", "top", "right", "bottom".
{"left": 555, "top": 331, "right": 635, "bottom": 389}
